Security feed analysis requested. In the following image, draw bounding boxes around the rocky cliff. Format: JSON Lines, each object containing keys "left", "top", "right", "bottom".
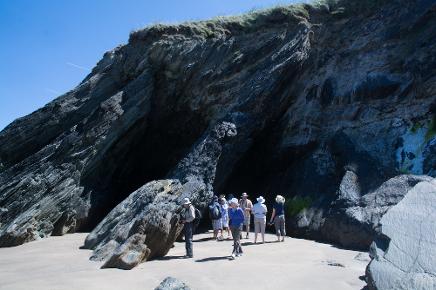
{"left": 0, "top": 0, "right": 435, "bottom": 250}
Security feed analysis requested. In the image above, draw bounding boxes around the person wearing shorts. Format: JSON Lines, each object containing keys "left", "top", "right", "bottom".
{"left": 269, "top": 195, "right": 286, "bottom": 242}
{"left": 252, "top": 196, "right": 267, "bottom": 243}
{"left": 239, "top": 192, "right": 253, "bottom": 239}
{"left": 209, "top": 196, "right": 223, "bottom": 240}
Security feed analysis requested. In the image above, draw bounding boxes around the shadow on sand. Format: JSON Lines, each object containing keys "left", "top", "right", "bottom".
{"left": 193, "top": 237, "right": 216, "bottom": 243}
{"left": 157, "top": 255, "right": 187, "bottom": 261}
{"left": 195, "top": 256, "right": 231, "bottom": 262}
{"left": 241, "top": 240, "right": 279, "bottom": 246}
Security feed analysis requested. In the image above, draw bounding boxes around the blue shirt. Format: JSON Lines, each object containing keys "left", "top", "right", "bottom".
{"left": 228, "top": 207, "right": 244, "bottom": 227}
{"left": 274, "top": 202, "right": 285, "bottom": 216}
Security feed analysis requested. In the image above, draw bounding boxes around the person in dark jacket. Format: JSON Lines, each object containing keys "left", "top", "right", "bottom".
{"left": 180, "top": 198, "right": 196, "bottom": 258}
{"left": 228, "top": 198, "right": 245, "bottom": 259}
{"left": 269, "top": 195, "right": 286, "bottom": 242}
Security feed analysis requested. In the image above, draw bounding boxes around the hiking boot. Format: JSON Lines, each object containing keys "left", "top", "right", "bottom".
{"left": 230, "top": 254, "right": 236, "bottom": 260}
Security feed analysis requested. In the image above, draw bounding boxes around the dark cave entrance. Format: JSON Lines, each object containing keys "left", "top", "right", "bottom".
{"left": 79, "top": 108, "right": 208, "bottom": 231}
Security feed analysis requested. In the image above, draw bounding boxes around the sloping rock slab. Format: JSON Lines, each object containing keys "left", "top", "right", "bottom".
{"left": 366, "top": 179, "right": 436, "bottom": 290}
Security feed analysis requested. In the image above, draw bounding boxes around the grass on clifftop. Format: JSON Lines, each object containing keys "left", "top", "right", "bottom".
{"left": 130, "top": 0, "right": 387, "bottom": 42}
{"left": 130, "top": 3, "right": 311, "bottom": 41}
{"left": 312, "top": 0, "right": 387, "bottom": 17}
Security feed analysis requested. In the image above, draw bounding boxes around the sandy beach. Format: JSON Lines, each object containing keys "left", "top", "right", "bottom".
{"left": 0, "top": 232, "right": 368, "bottom": 290}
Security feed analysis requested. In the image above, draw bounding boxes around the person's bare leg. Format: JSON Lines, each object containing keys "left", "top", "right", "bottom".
{"left": 245, "top": 224, "right": 250, "bottom": 239}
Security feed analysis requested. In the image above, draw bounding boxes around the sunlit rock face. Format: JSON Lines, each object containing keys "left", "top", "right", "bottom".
{"left": 0, "top": 0, "right": 435, "bottom": 251}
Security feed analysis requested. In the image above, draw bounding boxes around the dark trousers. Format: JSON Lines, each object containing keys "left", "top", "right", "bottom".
{"left": 184, "top": 222, "right": 193, "bottom": 257}
{"left": 230, "top": 226, "right": 243, "bottom": 254}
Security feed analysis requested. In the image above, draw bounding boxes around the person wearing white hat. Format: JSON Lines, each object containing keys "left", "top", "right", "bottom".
{"left": 219, "top": 197, "right": 231, "bottom": 239}
{"left": 269, "top": 195, "right": 286, "bottom": 242}
{"left": 239, "top": 192, "right": 253, "bottom": 239}
{"left": 180, "top": 197, "right": 196, "bottom": 258}
{"left": 228, "top": 198, "right": 245, "bottom": 259}
{"left": 252, "top": 196, "right": 268, "bottom": 244}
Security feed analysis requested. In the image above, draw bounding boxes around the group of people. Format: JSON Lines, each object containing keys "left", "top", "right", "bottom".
{"left": 180, "top": 193, "right": 287, "bottom": 260}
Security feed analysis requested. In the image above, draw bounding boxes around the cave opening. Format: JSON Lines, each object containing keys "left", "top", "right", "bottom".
{"left": 79, "top": 107, "right": 208, "bottom": 231}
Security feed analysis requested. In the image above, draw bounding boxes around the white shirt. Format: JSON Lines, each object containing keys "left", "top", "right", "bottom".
{"left": 252, "top": 203, "right": 267, "bottom": 219}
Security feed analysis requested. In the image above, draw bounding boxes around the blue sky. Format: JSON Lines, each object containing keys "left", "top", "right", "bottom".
{"left": 0, "top": 0, "right": 299, "bottom": 130}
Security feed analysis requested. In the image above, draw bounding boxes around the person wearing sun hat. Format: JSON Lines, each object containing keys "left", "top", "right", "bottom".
{"left": 180, "top": 197, "right": 196, "bottom": 258}
{"left": 228, "top": 198, "right": 245, "bottom": 259}
{"left": 252, "top": 196, "right": 268, "bottom": 243}
{"left": 239, "top": 192, "right": 253, "bottom": 239}
{"left": 269, "top": 195, "right": 286, "bottom": 242}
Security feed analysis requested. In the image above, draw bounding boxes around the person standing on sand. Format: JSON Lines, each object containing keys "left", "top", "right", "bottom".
{"left": 252, "top": 196, "right": 267, "bottom": 244}
{"left": 220, "top": 197, "right": 231, "bottom": 239}
{"left": 228, "top": 198, "right": 245, "bottom": 259}
{"left": 269, "top": 195, "right": 286, "bottom": 242}
{"left": 239, "top": 192, "right": 253, "bottom": 239}
{"left": 209, "top": 196, "right": 223, "bottom": 240}
{"left": 180, "top": 198, "right": 196, "bottom": 258}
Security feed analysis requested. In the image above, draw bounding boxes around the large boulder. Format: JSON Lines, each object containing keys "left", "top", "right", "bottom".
{"left": 319, "top": 173, "right": 433, "bottom": 249}
{"left": 366, "top": 179, "right": 436, "bottom": 290}
{"left": 101, "top": 233, "right": 150, "bottom": 270}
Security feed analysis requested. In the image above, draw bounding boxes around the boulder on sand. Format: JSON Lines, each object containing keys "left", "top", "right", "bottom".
{"left": 366, "top": 179, "right": 436, "bottom": 290}
{"left": 154, "top": 277, "right": 191, "bottom": 290}
{"left": 101, "top": 233, "right": 150, "bottom": 270}
{"left": 320, "top": 173, "right": 433, "bottom": 250}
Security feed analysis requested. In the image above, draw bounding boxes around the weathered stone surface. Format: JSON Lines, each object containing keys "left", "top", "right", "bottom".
{"left": 366, "top": 179, "right": 436, "bottom": 290}
{"left": 154, "top": 277, "right": 191, "bottom": 290}
{"left": 0, "top": 0, "right": 435, "bottom": 251}
{"left": 101, "top": 233, "right": 150, "bottom": 270}
{"left": 83, "top": 122, "right": 236, "bottom": 265}
{"left": 319, "top": 174, "right": 433, "bottom": 250}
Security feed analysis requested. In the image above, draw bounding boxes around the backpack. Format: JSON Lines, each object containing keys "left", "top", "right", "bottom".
{"left": 209, "top": 203, "right": 221, "bottom": 220}
{"left": 194, "top": 208, "right": 202, "bottom": 224}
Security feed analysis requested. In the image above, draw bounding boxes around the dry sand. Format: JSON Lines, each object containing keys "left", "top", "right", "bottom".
{"left": 0, "top": 232, "right": 368, "bottom": 290}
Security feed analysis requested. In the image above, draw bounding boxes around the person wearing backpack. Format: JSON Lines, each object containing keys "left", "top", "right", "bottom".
{"left": 209, "top": 196, "right": 222, "bottom": 240}
{"left": 180, "top": 198, "right": 196, "bottom": 258}
{"left": 192, "top": 207, "right": 202, "bottom": 234}
{"left": 219, "top": 197, "right": 231, "bottom": 239}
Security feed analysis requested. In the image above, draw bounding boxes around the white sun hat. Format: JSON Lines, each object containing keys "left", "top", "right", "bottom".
{"left": 183, "top": 198, "right": 191, "bottom": 205}
{"left": 275, "top": 195, "right": 285, "bottom": 203}
{"left": 257, "top": 196, "right": 265, "bottom": 204}
{"left": 229, "top": 198, "right": 239, "bottom": 205}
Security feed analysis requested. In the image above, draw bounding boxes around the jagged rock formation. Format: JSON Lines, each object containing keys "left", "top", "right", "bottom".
{"left": 366, "top": 179, "right": 436, "bottom": 290}
{"left": 154, "top": 277, "right": 191, "bottom": 290}
{"left": 83, "top": 122, "right": 236, "bottom": 265}
{"left": 318, "top": 173, "right": 433, "bottom": 249}
{"left": 0, "top": 0, "right": 435, "bottom": 250}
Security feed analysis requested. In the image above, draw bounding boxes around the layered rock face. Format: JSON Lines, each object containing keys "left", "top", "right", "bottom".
{"left": 0, "top": 0, "right": 435, "bottom": 251}
{"left": 366, "top": 179, "right": 436, "bottom": 290}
